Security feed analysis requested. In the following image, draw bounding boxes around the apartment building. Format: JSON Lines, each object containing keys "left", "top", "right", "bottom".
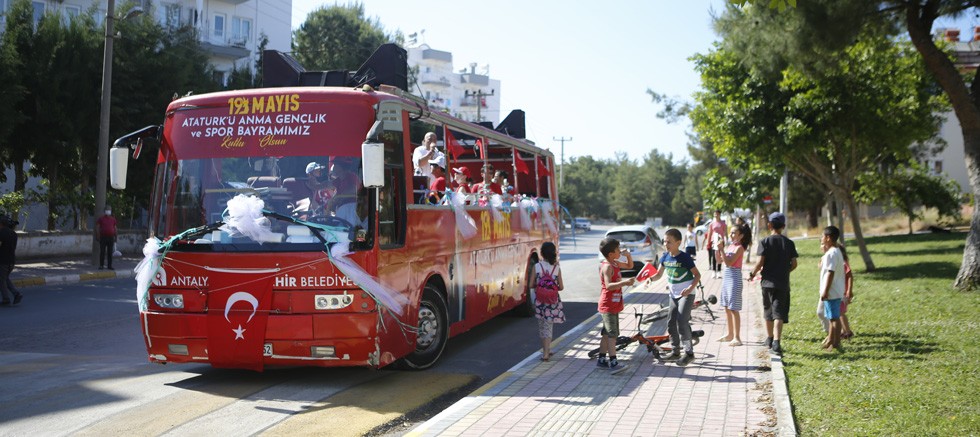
{"left": 407, "top": 43, "right": 502, "bottom": 125}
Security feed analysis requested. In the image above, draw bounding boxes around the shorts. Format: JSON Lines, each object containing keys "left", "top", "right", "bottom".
{"left": 762, "top": 286, "right": 790, "bottom": 323}
{"left": 685, "top": 246, "right": 697, "bottom": 257}
{"left": 599, "top": 312, "right": 620, "bottom": 338}
{"left": 824, "top": 299, "right": 842, "bottom": 320}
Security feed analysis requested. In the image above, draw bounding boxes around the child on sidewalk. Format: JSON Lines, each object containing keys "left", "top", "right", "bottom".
{"left": 716, "top": 223, "right": 751, "bottom": 346}
{"left": 534, "top": 242, "right": 566, "bottom": 361}
{"left": 597, "top": 238, "right": 635, "bottom": 374}
{"left": 684, "top": 223, "right": 699, "bottom": 260}
{"left": 819, "top": 226, "right": 846, "bottom": 351}
{"left": 644, "top": 228, "right": 702, "bottom": 366}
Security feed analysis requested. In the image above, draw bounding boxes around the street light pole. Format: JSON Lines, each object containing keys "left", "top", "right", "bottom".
{"left": 92, "top": 0, "right": 117, "bottom": 265}
{"left": 553, "top": 136, "right": 572, "bottom": 190}
{"left": 92, "top": 0, "right": 141, "bottom": 265}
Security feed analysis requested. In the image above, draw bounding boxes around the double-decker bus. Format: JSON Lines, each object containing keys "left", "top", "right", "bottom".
{"left": 110, "top": 45, "right": 559, "bottom": 371}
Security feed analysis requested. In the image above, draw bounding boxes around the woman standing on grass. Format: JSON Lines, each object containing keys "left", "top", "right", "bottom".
{"left": 716, "top": 223, "right": 751, "bottom": 346}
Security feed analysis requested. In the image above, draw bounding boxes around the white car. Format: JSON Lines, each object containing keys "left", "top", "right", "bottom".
{"left": 603, "top": 225, "right": 665, "bottom": 276}
{"left": 574, "top": 217, "right": 592, "bottom": 230}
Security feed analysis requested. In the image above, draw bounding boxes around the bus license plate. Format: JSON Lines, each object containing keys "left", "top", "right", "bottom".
{"left": 263, "top": 343, "right": 273, "bottom": 357}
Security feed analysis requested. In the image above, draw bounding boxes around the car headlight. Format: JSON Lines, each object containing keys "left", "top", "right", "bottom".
{"left": 154, "top": 293, "right": 184, "bottom": 309}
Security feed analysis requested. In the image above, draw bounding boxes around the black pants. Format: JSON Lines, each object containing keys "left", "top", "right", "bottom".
{"left": 707, "top": 248, "right": 720, "bottom": 272}
{"left": 99, "top": 237, "right": 115, "bottom": 268}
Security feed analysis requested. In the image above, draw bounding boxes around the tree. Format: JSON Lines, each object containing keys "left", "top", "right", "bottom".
{"left": 292, "top": 3, "right": 392, "bottom": 71}
{"left": 690, "top": 29, "right": 946, "bottom": 271}
{"left": 856, "top": 160, "right": 963, "bottom": 234}
{"left": 728, "top": 0, "right": 980, "bottom": 289}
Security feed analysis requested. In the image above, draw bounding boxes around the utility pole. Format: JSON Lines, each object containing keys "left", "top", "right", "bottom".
{"left": 465, "top": 89, "right": 494, "bottom": 122}
{"left": 553, "top": 137, "right": 572, "bottom": 189}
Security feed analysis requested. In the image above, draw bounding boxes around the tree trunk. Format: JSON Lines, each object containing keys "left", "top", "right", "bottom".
{"left": 906, "top": 1, "right": 980, "bottom": 290}
{"left": 46, "top": 168, "right": 58, "bottom": 231}
{"left": 13, "top": 159, "right": 25, "bottom": 192}
{"left": 844, "top": 193, "right": 875, "bottom": 272}
{"left": 908, "top": 213, "right": 913, "bottom": 235}
{"left": 807, "top": 205, "right": 820, "bottom": 229}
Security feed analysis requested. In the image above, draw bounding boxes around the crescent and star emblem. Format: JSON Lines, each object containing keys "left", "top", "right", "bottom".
{"left": 224, "top": 291, "right": 259, "bottom": 340}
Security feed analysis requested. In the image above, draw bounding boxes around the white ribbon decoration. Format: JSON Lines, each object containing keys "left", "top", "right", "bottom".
{"left": 450, "top": 192, "right": 478, "bottom": 239}
{"left": 220, "top": 194, "right": 277, "bottom": 243}
{"left": 135, "top": 237, "right": 163, "bottom": 311}
{"left": 328, "top": 232, "right": 409, "bottom": 317}
{"left": 488, "top": 194, "right": 505, "bottom": 223}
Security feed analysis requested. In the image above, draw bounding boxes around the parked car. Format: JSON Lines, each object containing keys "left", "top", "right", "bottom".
{"left": 574, "top": 217, "right": 592, "bottom": 231}
{"left": 603, "top": 225, "right": 665, "bottom": 276}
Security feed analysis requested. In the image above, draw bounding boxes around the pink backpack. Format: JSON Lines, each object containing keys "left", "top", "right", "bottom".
{"left": 535, "top": 264, "right": 560, "bottom": 304}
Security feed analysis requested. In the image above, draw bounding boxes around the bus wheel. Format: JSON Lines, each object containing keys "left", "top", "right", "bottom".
{"left": 402, "top": 285, "right": 448, "bottom": 370}
{"left": 512, "top": 260, "right": 536, "bottom": 317}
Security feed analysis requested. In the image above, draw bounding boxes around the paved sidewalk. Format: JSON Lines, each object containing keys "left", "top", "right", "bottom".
{"left": 409, "top": 257, "right": 786, "bottom": 436}
{"left": 9, "top": 255, "right": 139, "bottom": 288}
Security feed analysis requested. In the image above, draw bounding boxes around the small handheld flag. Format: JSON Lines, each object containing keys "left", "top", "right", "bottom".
{"left": 636, "top": 263, "right": 659, "bottom": 283}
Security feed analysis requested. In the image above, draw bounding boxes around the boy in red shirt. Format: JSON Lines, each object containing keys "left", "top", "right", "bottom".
{"left": 597, "top": 237, "right": 635, "bottom": 374}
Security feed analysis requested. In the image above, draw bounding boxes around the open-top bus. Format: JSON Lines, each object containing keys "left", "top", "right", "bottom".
{"left": 111, "top": 45, "right": 560, "bottom": 371}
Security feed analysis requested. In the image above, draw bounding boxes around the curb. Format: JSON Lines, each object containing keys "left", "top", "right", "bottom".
{"left": 12, "top": 270, "right": 134, "bottom": 288}
{"left": 770, "top": 355, "right": 797, "bottom": 436}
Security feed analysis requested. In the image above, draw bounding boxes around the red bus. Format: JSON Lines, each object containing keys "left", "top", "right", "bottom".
{"left": 110, "top": 49, "right": 560, "bottom": 371}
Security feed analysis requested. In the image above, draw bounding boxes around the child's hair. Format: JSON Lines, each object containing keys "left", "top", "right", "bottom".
{"left": 824, "top": 225, "right": 841, "bottom": 244}
{"left": 599, "top": 238, "right": 620, "bottom": 259}
{"left": 686, "top": 222, "right": 693, "bottom": 229}
{"left": 736, "top": 223, "right": 752, "bottom": 249}
{"left": 664, "top": 228, "right": 682, "bottom": 242}
{"left": 540, "top": 241, "right": 558, "bottom": 265}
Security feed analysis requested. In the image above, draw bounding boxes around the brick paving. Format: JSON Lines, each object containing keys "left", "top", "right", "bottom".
{"left": 409, "top": 257, "right": 778, "bottom": 436}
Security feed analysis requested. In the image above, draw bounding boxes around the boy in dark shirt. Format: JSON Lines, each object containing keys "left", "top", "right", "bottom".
{"left": 748, "top": 212, "right": 798, "bottom": 355}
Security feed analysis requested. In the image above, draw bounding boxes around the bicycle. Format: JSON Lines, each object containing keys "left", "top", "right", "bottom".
{"left": 587, "top": 309, "right": 705, "bottom": 362}
{"left": 639, "top": 281, "right": 717, "bottom": 324}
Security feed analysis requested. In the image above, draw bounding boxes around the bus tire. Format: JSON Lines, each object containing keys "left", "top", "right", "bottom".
{"left": 401, "top": 285, "right": 448, "bottom": 370}
{"left": 512, "top": 259, "right": 536, "bottom": 317}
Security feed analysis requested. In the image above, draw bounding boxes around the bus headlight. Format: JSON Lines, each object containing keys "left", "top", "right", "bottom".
{"left": 155, "top": 294, "right": 184, "bottom": 309}
{"left": 315, "top": 292, "right": 353, "bottom": 310}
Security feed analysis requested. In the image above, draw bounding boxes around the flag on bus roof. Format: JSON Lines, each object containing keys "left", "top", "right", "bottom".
{"left": 514, "top": 151, "right": 529, "bottom": 174}
{"left": 445, "top": 129, "right": 465, "bottom": 161}
{"left": 536, "top": 156, "right": 551, "bottom": 176}
{"left": 476, "top": 139, "right": 487, "bottom": 160}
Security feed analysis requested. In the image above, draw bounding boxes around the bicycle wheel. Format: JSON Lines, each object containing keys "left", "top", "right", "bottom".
{"left": 640, "top": 307, "right": 669, "bottom": 324}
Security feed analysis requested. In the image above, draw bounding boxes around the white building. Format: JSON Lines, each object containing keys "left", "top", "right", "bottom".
{"left": 929, "top": 28, "right": 978, "bottom": 194}
{"left": 407, "top": 44, "right": 502, "bottom": 125}
{"left": 0, "top": 0, "right": 292, "bottom": 83}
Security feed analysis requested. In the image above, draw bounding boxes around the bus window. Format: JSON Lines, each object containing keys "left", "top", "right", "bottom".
{"left": 380, "top": 119, "right": 406, "bottom": 247}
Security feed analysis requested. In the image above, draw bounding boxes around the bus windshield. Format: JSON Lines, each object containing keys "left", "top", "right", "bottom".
{"left": 151, "top": 154, "right": 369, "bottom": 251}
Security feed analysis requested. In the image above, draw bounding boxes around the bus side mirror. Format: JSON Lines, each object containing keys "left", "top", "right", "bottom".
{"left": 109, "top": 147, "right": 130, "bottom": 189}
{"left": 362, "top": 120, "right": 384, "bottom": 188}
{"left": 362, "top": 141, "right": 384, "bottom": 188}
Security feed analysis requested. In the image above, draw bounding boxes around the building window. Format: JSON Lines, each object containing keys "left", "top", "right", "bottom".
{"left": 934, "top": 160, "right": 943, "bottom": 174}
{"left": 32, "top": 1, "right": 44, "bottom": 25}
{"left": 163, "top": 3, "right": 181, "bottom": 28}
{"left": 212, "top": 13, "right": 225, "bottom": 40}
{"left": 231, "top": 17, "right": 251, "bottom": 46}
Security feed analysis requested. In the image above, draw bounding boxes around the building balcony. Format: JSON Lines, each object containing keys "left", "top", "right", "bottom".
{"left": 420, "top": 75, "right": 451, "bottom": 87}
{"left": 421, "top": 48, "right": 452, "bottom": 63}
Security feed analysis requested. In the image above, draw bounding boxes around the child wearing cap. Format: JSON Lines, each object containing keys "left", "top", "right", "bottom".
{"left": 748, "top": 212, "right": 798, "bottom": 356}
{"left": 428, "top": 155, "right": 447, "bottom": 203}
{"left": 452, "top": 167, "right": 471, "bottom": 194}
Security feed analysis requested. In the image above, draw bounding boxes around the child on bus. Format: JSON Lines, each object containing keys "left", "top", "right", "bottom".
{"left": 597, "top": 238, "right": 635, "bottom": 374}
{"left": 534, "top": 242, "right": 565, "bottom": 361}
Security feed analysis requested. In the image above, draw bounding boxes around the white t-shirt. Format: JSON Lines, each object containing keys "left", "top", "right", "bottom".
{"left": 412, "top": 146, "right": 444, "bottom": 180}
{"left": 685, "top": 230, "right": 697, "bottom": 248}
{"left": 820, "top": 246, "right": 846, "bottom": 300}
{"left": 535, "top": 261, "right": 561, "bottom": 283}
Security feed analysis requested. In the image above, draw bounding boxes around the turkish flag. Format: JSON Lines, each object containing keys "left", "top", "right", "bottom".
{"left": 514, "top": 151, "right": 529, "bottom": 174}
{"left": 206, "top": 274, "right": 276, "bottom": 371}
{"left": 445, "top": 129, "right": 465, "bottom": 161}
{"left": 476, "top": 139, "right": 487, "bottom": 160}
{"left": 636, "top": 263, "right": 659, "bottom": 283}
{"left": 536, "top": 156, "right": 551, "bottom": 176}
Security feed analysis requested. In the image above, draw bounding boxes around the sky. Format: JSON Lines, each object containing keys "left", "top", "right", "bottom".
{"left": 291, "top": 0, "right": 729, "bottom": 164}
{"left": 290, "top": 1, "right": 980, "bottom": 165}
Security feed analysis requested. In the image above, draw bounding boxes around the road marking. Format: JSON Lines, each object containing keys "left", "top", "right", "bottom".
{"left": 263, "top": 371, "right": 476, "bottom": 437}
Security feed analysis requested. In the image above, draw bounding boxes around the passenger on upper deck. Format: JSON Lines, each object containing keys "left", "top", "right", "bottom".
{"left": 412, "top": 132, "right": 444, "bottom": 183}
{"left": 473, "top": 164, "right": 503, "bottom": 196}
{"left": 428, "top": 155, "right": 447, "bottom": 204}
{"left": 452, "top": 167, "right": 471, "bottom": 194}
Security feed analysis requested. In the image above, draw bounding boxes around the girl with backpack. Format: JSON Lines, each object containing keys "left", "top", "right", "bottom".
{"left": 535, "top": 241, "right": 565, "bottom": 361}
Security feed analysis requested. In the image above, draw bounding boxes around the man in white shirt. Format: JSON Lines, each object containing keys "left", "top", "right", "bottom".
{"left": 412, "top": 132, "right": 444, "bottom": 183}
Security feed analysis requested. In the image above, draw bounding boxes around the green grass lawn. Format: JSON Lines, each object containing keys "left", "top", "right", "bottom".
{"left": 781, "top": 232, "right": 980, "bottom": 436}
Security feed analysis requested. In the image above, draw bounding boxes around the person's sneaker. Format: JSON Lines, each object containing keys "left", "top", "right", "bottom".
{"left": 770, "top": 340, "right": 783, "bottom": 356}
{"left": 765, "top": 337, "right": 773, "bottom": 348}
{"left": 609, "top": 358, "right": 629, "bottom": 374}
{"left": 677, "top": 352, "right": 695, "bottom": 366}
{"left": 12, "top": 294, "right": 22, "bottom": 305}
{"left": 662, "top": 349, "right": 681, "bottom": 361}
{"left": 596, "top": 357, "right": 609, "bottom": 369}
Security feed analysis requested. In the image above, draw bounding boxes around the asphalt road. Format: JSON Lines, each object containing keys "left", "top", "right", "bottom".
{"left": 0, "top": 227, "right": 611, "bottom": 436}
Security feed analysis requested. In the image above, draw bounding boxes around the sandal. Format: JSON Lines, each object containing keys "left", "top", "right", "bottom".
{"left": 540, "top": 353, "right": 551, "bottom": 361}
{"left": 716, "top": 336, "right": 732, "bottom": 342}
